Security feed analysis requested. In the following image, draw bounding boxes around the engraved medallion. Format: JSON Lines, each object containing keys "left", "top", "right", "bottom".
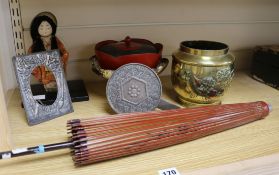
{"left": 106, "top": 63, "right": 162, "bottom": 113}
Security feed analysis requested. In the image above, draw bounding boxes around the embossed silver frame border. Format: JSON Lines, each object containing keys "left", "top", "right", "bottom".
{"left": 13, "top": 50, "right": 73, "bottom": 126}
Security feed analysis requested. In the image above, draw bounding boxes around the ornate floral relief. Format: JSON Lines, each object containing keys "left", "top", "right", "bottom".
{"left": 176, "top": 65, "right": 234, "bottom": 99}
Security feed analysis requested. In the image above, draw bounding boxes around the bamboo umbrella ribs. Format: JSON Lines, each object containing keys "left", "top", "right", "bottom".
{"left": 0, "top": 101, "right": 271, "bottom": 166}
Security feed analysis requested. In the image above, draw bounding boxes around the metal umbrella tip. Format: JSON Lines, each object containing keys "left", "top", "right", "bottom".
{"left": 268, "top": 104, "right": 272, "bottom": 112}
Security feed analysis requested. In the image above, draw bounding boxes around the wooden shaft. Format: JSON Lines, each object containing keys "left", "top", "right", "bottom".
{"left": 69, "top": 101, "right": 270, "bottom": 166}
{"left": 0, "top": 141, "right": 73, "bottom": 159}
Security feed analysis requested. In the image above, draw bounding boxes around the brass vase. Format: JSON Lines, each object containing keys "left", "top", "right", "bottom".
{"left": 171, "top": 40, "right": 235, "bottom": 106}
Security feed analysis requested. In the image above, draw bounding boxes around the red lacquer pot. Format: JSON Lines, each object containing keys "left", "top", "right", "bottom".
{"left": 95, "top": 36, "right": 163, "bottom": 70}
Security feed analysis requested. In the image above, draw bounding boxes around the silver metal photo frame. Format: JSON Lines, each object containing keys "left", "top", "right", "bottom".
{"left": 13, "top": 50, "right": 73, "bottom": 125}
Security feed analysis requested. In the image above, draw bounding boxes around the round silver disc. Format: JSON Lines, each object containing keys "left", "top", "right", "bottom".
{"left": 106, "top": 63, "right": 162, "bottom": 113}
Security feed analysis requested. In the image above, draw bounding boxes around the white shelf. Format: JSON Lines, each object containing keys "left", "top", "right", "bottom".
{"left": 2, "top": 73, "right": 279, "bottom": 174}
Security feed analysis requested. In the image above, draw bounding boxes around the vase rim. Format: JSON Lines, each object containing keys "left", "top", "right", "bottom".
{"left": 180, "top": 40, "right": 229, "bottom": 56}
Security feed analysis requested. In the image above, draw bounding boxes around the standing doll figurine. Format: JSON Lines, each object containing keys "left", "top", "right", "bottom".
{"left": 29, "top": 12, "right": 69, "bottom": 92}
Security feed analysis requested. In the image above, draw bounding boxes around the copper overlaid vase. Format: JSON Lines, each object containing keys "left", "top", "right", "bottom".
{"left": 172, "top": 40, "right": 235, "bottom": 106}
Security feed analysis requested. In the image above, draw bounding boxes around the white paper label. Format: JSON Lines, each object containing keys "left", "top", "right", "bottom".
{"left": 12, "top": 148, "right": 28, "bottom": 154}
{"left": 158, "top": 167, "right": 181, "bottom": 175}
{"left": 1, "top": 153, "right": 11, "bottom": 159}
{"left": 33, "top": 95, "right": 46, "bottom": 100}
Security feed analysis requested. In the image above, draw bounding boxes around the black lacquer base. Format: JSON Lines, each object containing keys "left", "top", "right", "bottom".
{"left": 22, "top": 80, "right": 89, "bottom": 107}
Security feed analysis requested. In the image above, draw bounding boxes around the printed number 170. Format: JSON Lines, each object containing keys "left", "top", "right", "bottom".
{"left": 162, "top": 170, "right": 177, "bottom": 175}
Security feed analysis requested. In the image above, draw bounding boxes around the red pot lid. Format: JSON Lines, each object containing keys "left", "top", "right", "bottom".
{"left": 96, "top": 36, "right": 162, "bottom": 57}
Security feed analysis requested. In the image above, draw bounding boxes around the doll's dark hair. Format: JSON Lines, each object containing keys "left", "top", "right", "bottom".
{"left": 30, "top": 15, "right": 58, "bottom": 52}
